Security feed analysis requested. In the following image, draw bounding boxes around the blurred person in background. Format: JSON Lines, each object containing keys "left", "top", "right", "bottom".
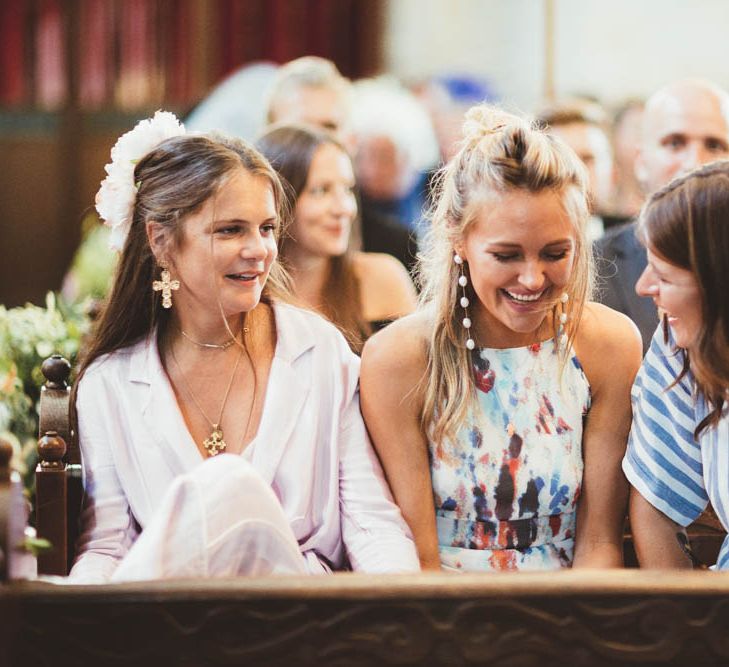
{"left": 413, "top": 74, "right": 499, "bottom": 165}
{"left": 184, "top": 61, "right": 279, "bottom": 141}
{"left": 265, "top": 57, "right": 417, "bottom": 275}
{"left": 257, "top": 124, "right": 417, "bottom": 353}
{"left": 596, "top": 79, "right": 729, "bottom": 351}
{"left": 351, "top": 77, "right": 440, "bottom": 236}
{"left": 265, "top": 56, "right": 354, "bottom": 150}
{"left": 604, "top": 99, "right": 645, "bottom": 229}
{"left": 536, "top": 100, "right": 615, "bottom": 241}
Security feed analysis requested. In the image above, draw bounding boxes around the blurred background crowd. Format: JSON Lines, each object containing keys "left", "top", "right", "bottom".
{"left": 3, "top": 0, "right": 729, "bottom": 309}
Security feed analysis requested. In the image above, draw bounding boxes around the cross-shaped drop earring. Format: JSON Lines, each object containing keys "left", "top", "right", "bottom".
{"left": 153, "top": 266, "right": 180, "bottom": 309}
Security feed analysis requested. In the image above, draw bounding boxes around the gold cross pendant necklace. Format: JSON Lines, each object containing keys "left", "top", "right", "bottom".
{"left": 170, "top": 340, "right": 244, "bottom": 457}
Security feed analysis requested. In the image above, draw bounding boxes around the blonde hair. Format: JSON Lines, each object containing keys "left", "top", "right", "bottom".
{"left": 418, "top": 104, "right": 593, "bottom": 446}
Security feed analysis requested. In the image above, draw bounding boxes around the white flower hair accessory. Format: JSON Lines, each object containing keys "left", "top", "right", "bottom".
{"left": 95, "top": 110, "right": 185, "bottom": 251}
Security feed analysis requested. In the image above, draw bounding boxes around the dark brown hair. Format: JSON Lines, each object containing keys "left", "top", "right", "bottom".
{"left": 256, "top": 124, "right": 370, "bottom": 352}
{"left": 639, "top": 159, "right": 729, "bottom": 437}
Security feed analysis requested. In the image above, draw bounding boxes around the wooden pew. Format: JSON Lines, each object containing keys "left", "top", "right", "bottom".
{"left": 3, "top": 571, "right": 729, "bottom": 666}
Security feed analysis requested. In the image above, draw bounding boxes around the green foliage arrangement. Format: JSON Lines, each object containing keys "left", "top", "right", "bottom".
{"left": 0, "top": 292, "right": 91, "bottom": 487}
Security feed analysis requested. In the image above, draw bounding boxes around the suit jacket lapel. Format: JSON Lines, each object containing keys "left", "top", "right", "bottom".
{"left": 614, "top": 231, "right": 659, "bottom": 340}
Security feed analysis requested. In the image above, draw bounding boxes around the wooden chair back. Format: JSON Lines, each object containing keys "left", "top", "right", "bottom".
{"left": 35, "top": 355, "right": 82, "bottom": 576}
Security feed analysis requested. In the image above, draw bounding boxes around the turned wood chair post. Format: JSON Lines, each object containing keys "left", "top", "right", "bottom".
{"left": 36, "top": 431, "right": 68, "bottom": 575}
{"left": 35, "top": 354, "right": 81, "bottom": 576}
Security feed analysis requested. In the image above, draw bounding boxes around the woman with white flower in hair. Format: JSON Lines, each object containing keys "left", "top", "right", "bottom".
{"left": 68, "top": 112, "right": 418, "bottom": 583}
{"left": 361, "top": 104, "right": 642, "bottom": 571}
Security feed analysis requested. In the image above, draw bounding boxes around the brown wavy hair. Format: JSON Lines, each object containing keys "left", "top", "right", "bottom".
{"left": 72, "top": 133, "right": 291, "bottom": 428}
{"left": 638, "top": 160, "right": 729, "bottom": 437}
{"left": 256, "top": 123, "right": 370, "bottom": 352}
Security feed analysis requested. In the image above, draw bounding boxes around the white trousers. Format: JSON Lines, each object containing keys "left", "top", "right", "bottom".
{"left": 110, "top": 454, "right": 308, "bottom": 582}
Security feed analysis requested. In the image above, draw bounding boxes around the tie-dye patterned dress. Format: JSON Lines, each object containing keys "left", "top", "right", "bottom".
{"left": 431, "top": 339, "right": 591, "bottom": 571}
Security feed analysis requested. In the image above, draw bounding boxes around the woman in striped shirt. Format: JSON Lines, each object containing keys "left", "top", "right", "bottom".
{"left": 624, "top": 160, "right": 729, "bottom": 569}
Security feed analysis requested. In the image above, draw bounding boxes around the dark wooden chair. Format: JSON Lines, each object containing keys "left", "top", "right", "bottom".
{"left": 34, "top": 354, "right": 83, "bottom": 576}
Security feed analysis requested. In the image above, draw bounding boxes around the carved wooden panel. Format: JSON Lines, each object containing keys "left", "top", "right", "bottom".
{"left": 3, "top": 573, "right": 729, "bottom": 666}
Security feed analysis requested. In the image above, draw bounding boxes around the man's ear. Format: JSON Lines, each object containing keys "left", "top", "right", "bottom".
{"left": 146, "top": 221, "right": 169, "bottom": 264}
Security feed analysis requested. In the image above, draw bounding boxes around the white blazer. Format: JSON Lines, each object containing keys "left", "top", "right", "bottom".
{"left": 70, "top": 303, "right": 418, "bottom": 582}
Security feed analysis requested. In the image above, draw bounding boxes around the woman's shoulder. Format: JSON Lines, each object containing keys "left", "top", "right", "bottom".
{"left": 272, "top": 301, "right": 356, "bottom": 361}
{"left": 76, "top": 336, "right": 151, "bottom": 404}
{"left": 574, "top": 301, "right": 643, "bottom": 387}
{"left": 361, "top": 309, "right": 431, "bottom": 375}
{"left": 352, "top": 250, "right": 408, "bottom": 273}
{"left": 351, "top": 251, "right": 417, "bottom": 320}
{"left": 82, "top": 337, "right": 149, "bottom": 378}
{"left": 578, "top": 301, "right": 642, "bottom": 347}
{"left": 273, "top": 301, "right": 344, "bottom": 338}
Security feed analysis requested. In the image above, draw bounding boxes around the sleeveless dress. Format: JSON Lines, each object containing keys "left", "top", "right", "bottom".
{"left": 430, "top": 339, "right": 591, "bottom": 571}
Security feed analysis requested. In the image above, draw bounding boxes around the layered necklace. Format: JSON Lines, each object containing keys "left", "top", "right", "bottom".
{"left": 179, "top": 325, "right": 249, "bottom": 350}
{"left": 170, "top": 328, "right": 246, "bottom": 457}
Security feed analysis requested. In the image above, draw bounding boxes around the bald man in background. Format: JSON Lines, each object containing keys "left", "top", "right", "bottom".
{"left": 596, "top": 79, "right": 729, "bottom": 351}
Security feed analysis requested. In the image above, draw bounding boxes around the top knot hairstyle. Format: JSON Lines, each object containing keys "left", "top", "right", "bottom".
{"left": 418, "top": 104, "right": 593, "bottom": 446}
{"left": 639, "top": 159, "right": 729, "bottom": 437}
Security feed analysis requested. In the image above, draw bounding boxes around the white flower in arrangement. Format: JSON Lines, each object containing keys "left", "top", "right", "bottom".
{"left": 95, "top": 110, "right": 185, "bottom": 251}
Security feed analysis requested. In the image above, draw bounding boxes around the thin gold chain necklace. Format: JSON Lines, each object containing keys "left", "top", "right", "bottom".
{"left": 179, "top": 325, "right": 249, "bottom": 351}
{"left": 170, "top": 343, "right": 244, "bottom": 457}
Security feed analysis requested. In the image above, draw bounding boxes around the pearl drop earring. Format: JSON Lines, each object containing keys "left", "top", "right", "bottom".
{"left": 454, "top": 253, "right": 475, "bottom": 350}
{"left": 558, "top": 292, "right": 569, "bottom": 347}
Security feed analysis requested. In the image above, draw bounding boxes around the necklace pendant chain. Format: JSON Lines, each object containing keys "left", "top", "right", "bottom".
{"left": 170, "top": 342, "right": 245, "bottom": 458}
{"left": 204, "top": 425, "right": 227, "bottom": 456}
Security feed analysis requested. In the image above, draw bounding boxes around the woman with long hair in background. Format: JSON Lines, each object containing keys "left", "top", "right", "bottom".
{"left": 257, "top": 124, "right": 417, "bottom": 353}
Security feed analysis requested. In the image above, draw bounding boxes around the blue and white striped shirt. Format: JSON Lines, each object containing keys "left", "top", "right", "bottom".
{"left": 623, "top": 326, "right": 729, "bottom": 569}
